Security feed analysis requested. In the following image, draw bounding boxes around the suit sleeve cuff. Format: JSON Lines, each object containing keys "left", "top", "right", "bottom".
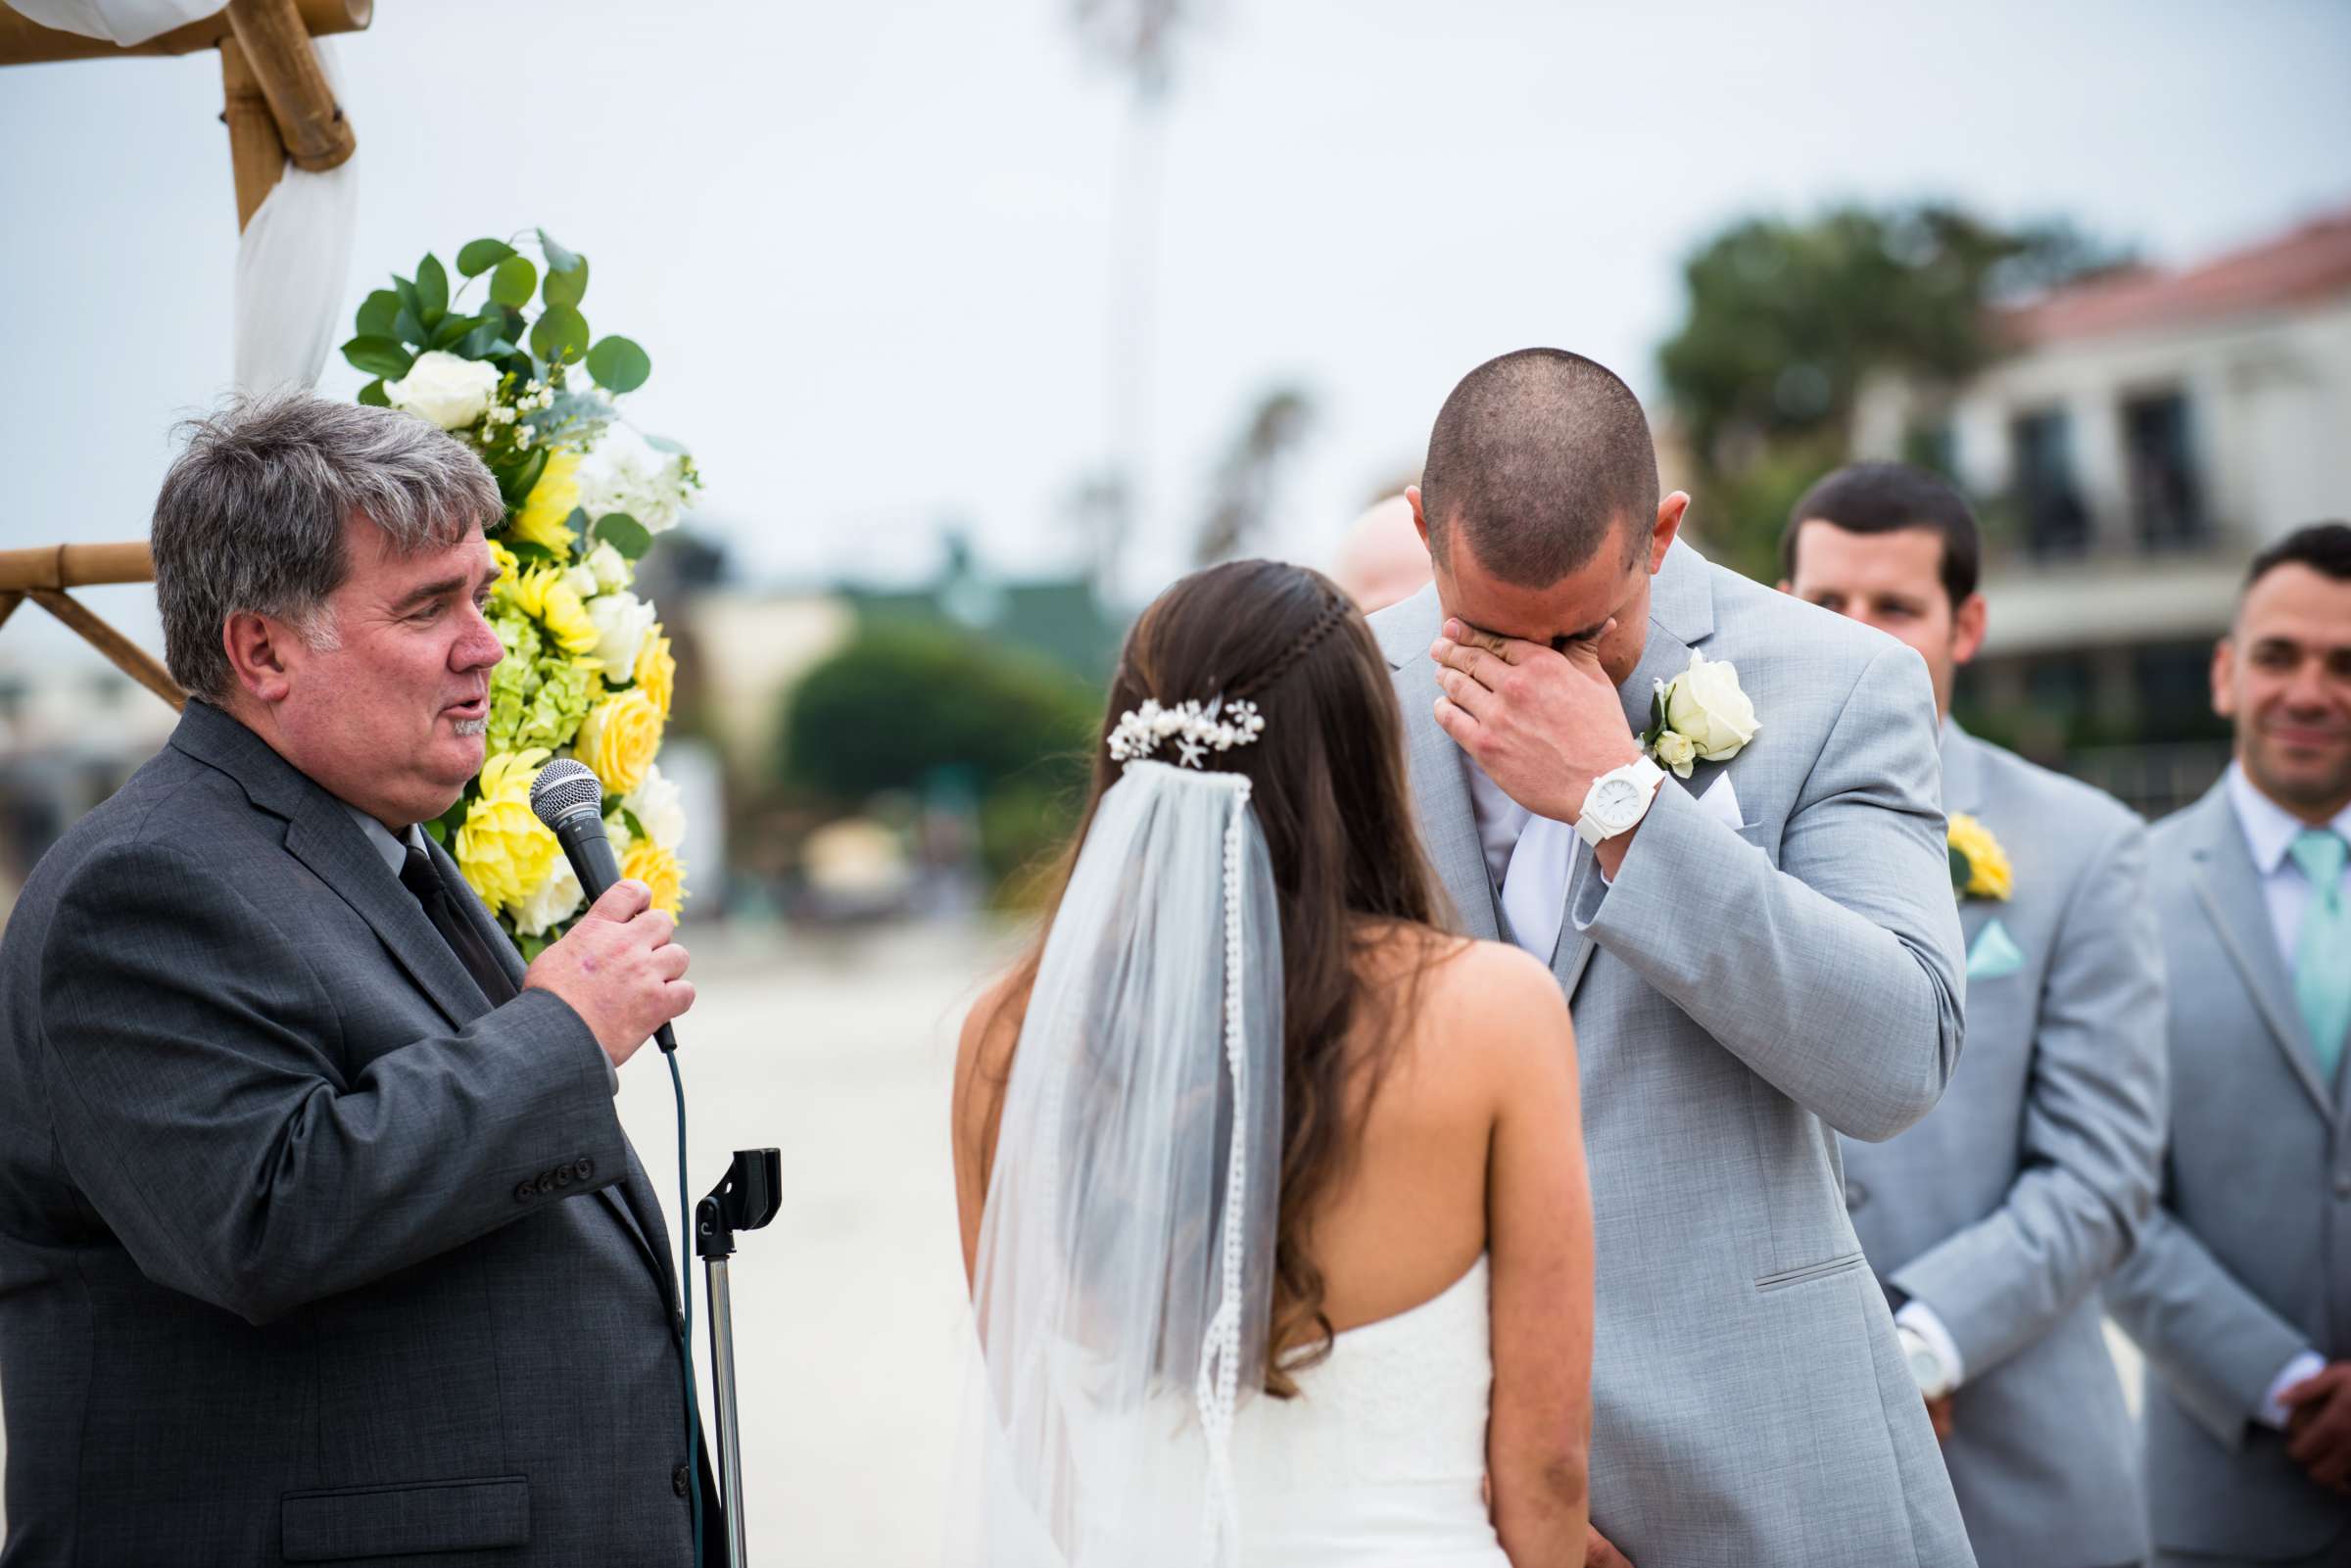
{"left": 2259, "top": 1349, "right": 2327, "bottom": 1430}
{"left": 1896, "top": 1300, "right": 1966, "bottom": 1396}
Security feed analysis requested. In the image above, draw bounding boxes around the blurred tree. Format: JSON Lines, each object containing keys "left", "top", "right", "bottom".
{"left": 778, "top": 621, "right": 1103, "bottom": 899}
{"left": 1069, "top": 0, "right": 1199, "bottom": 595}
{"left": 1195, "top": 385, "right": 1315, "bottom": 565}
{"left": 1657, "top": 204, "right": 2130, "bottom": 579}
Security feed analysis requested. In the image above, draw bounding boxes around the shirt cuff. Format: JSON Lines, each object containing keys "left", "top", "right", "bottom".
{"left": 1896, "top": 1301, "right": 1966, "bottom": 1397}
{"left": 2259, "top": 1349, "right": 2327, "bottom": 1430}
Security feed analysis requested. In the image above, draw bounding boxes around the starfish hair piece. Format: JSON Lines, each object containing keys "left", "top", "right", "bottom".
{"left": 1106, "top": 696, "right": 1268, "bottom": 769}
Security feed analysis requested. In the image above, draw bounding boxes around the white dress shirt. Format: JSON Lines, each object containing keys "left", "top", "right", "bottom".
{"left": 2225, "top": 766, "right": 2351, "bottom": 1427}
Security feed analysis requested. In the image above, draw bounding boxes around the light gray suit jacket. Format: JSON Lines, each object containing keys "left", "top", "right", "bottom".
{"left": 1371, "top": 541, "right": 1974, "bottom": 1566}
{"left": 2106, "top": 781, "right": 2351, "bottom": 1562}
{"left": 0, "top": 700, "right": 709, "bottom": 1565}
{"left": 1843, "top": 723, "right": 2166, "bottom": 1568}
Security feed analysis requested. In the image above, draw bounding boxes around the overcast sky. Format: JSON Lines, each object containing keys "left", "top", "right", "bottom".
{"left": 3, "top": 0, "right": 2348, "bottom": 670}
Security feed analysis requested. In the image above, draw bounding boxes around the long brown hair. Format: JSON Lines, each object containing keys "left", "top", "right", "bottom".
{"left": 973, "top": 559, "right": 1449, "bottom": 1395}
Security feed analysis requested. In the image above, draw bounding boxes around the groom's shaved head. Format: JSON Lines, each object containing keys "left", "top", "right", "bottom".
{"left": 1420, "top": 349, "right": 1660, "bottom": 588}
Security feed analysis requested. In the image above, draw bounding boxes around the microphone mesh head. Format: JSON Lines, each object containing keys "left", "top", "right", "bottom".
{"left": 530, "top": 757, "right": 605, "bottom": 830}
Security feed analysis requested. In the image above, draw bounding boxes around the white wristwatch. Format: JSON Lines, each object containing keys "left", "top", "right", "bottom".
{"left": 1575, "top": 755, "right": 1665, "bottom": 849}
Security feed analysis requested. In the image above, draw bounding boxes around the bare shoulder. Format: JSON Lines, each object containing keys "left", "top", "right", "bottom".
{"left": 1414, "top": 936, "right": 1575, "bottom": 1086}
{"left": 957, "top": 971, "right": 1028, "bottom": 1083}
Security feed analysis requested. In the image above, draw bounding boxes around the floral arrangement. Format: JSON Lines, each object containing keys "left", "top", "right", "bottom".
{"left": 1945, "top": 813, "right": 2013, "bottom": 901}
{"left": 343, "top": 228, "right": 696, "bottom": 955}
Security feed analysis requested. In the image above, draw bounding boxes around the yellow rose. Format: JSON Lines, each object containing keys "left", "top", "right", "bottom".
{"left": 455, "top": 747, "right": 559, "bottom": 916}
{"left": 634, "top": 628, "right": 675, "bottom": 718}
{"left": 1946, "top": 812, "right": 2014, "bottom": 901}
{"left": 576, "top": 689, "right": 664, "bottom": 797}
{"left": 622, "top": 838, "right": 686, "bottom": 918}
{"left": 504, "top": 565, "right": 600, "bottom": 660}
{"left": 509, "top": 450, "right": 582, "bottom": 560}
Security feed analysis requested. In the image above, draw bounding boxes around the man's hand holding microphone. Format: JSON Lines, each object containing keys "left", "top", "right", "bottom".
{"left": 525, "top": 758, "right": 694, "bottom": 1068}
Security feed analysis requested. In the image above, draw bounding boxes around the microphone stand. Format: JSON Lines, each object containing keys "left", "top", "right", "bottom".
{"left": 696, "top": 1149, "right": 782, "bottom": 1568}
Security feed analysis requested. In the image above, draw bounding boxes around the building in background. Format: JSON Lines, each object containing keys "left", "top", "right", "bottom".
{"left": 1852, "top": 208, "right": 2351, "bottom": 814}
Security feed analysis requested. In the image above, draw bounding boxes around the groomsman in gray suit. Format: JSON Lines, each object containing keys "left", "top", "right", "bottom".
{"left": 2107, "top": 522, "right": 2351, "bottom": 1568}
{"left": 1784, "top": 462, "right": 2168, "bottom": 1568}
{"left": 1369, "top": 351, "right": 1973, "bottom": 1567}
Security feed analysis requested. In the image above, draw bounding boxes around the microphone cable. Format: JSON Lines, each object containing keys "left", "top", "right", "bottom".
{"left": 669, "top": 1046, "right": 704, "bottom": 1566}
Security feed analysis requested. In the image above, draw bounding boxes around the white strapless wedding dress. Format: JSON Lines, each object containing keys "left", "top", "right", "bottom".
{"left": 1227, "top": 1255, "right": 1508, "bottom": 1567}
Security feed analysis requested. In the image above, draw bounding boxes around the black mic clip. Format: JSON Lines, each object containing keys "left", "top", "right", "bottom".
{"left": 695, "top": 1148, "right": 782, "bottom": 1264}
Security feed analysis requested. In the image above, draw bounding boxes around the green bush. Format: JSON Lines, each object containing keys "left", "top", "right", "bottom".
{"left": 779, "top": 617, "right": 1101, "bottom": 823}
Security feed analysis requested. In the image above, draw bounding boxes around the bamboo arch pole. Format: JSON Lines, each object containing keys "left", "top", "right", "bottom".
{"left": 0, "top": 2, "right": 371, "bottom": 714}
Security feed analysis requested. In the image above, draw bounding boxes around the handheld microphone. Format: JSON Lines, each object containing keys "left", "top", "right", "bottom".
{"left": 529, "top": 757, "right": 678, "bottom": 1054}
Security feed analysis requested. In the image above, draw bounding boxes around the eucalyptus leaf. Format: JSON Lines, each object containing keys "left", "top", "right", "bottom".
{"left": 641, "top": 432, "right": 691, "bottom": 454}
{"left": 355, "top": 289, "right": 401, "bottom": 337}
{"left": 530, "top": 303, "right": 590, "bottom": 364}
{"left": 342, "top": 336, "right": 415, "bottom": 379}
{"left": 423, "top": 817, "right": 448, "bottom": 845}
{"left": 414, "top": 254, "right": 449, "bottom": 323}
{"left": 458, "top": 317, "right": 505, "bottom": 358}
{"left": 456, "top": 238, "right": 517, "bottom": 277}
{"left": 585, "top": 335, "right": 650, "bottom": 394}
{"left": 593, "top": 513, "right": 652, "bottom": 560}
{"left": 489, "top": 254, "right": 538, "bottom": 309}
{"left": 357, "top": 378, "right": 389, "bottom": 406}
{"left": 542, "top": 253, "right": 590, "bottom": 309}
{"left": 537, "top": 228, "right": 582, "bottom": 276}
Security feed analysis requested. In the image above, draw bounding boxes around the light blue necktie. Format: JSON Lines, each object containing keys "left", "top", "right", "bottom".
{"left": 2289, "top": 828, "right": 2350, "bottom": 1082}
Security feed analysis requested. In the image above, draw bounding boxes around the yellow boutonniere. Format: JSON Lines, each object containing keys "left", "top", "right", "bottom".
{"left": 1946, "top": 813, "right": 2013, "bottom": 901}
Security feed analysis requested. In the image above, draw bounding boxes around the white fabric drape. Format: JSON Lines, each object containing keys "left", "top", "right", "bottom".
{"left": 7, "top": 0, "right": 357, "bottom": 391}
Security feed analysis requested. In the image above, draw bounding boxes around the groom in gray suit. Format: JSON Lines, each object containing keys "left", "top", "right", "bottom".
{"left": 1369, "top": 351, "right": 1972, "bottom": 1566}
{"left": 1785, "top": 461, "right": 2167, "bottom": 1568}
{"left": 0, "top": 395, "right": 709, "bottom": 1564}
{"left": 2106, "top": 522, "right": 2351, "bottom": 1568}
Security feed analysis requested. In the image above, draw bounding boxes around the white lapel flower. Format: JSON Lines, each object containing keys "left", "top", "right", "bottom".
{"left": 1641, "top": 649, "right": 1759, "bottom": 779}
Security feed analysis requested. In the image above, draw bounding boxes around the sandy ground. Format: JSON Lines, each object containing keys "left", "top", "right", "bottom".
{"left": 1, "top": 917, "right": 2142, "bottom": 1563}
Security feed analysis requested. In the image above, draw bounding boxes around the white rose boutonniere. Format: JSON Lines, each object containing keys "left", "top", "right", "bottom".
{"left": 384, "top": 351, "right": 500, "bottom": 431}
{"left": 1640, "top": 650, "right": 1759, "bottom": 779}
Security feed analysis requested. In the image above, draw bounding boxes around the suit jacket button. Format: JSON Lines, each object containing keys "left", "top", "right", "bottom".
{"left": 538, "top": 1172, "right": 555, "bottom": 1195}
{"left": 554, "top": 1166, "right": 573, "bottom": 1188}
{"left": 1846, "top": 1180, "right": 1868, "bottom": 1210}
{"left": 673, "top": 1464, "right": 691, "bottom": 1497}
{"left": 574, "top": 1158, "right": 595, "bottom": 1181}
{"left": 514, "top": 1180, "right": 535, "bottom": 1204}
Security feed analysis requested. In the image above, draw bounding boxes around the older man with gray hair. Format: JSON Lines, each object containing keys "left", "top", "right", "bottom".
{"left": 0, "top": 394, "right": 711, "bottom": 1565}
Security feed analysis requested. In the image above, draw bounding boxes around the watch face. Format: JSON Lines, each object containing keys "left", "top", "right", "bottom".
{"left": 1593, "top": 778, "right": 1637, "bottom": 822}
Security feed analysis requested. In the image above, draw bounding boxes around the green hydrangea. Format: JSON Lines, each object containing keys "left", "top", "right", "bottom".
{"left": 514, "top": 653, "right": 599, "bottom": 755}
{"left": 486, "top": 611, "right": 544, "bottom": 756}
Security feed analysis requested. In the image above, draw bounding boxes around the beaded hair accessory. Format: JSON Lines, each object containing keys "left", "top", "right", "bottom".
{"left": 1106, "top": 697, "right": 1267, "bottom": 769}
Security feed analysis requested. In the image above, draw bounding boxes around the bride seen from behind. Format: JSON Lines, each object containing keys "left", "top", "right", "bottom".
{"left": 949, "top": 560, "right": 1594, "bottom": 1567}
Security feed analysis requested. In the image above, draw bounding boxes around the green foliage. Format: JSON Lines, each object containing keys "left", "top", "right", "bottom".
{"left": 529, "top": 303, "right": 590, "bottom": 364}
{"left": 490, "top": 255, "right": 539, "bottom": 309}
{"left": 356, "top": 289, "right": 400, "bottom": 338}
{"left": 593, "top": 513, "right": 652, "bottom": 559}
{"left": 341, "top": 335, "right": 414, "bottom": 379}
{"left": 1657, "top": 203, "right": 2129, "bottom": 579}
{"left": 413, "top": 253, "right": 449, "bottom": 323}
{"left": 586, "top": 335, "right": 651, "bottom": 394}
{"left": 781, "top": 621, "right": 1101, "bottom": 807}
{"left": 456, "top": 237, "right": 516, "bottom": 277}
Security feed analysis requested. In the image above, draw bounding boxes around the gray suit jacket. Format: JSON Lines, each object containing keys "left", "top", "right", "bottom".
{"left": 1843, "top": 723, "right": 2166, "bottom": 1567}
{"left": 2106, "top": 780, "right": 2351, "bottom": 1561}
{"left": 1371, "top": 541, "right": 1974, "bottom": 1566}
{"left": 0, "top": 700, "right": 707, "bottom": 1565}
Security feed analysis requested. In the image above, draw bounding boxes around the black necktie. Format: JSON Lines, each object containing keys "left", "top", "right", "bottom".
{"left": 400, "top": 843, "right": 520, "bottom": 1006}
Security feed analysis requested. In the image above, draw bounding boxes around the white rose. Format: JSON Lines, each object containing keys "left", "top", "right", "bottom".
{"left": 510, "top": 854, "right": 583, "bottom": 937}
{"left": 623, "top": 763, "right": 687, "bottom": 852}
{"left": 574, "top": 421, "right": 694, "bottom": 534}
{"left": 562, "top": 563, "right": 600, "bottom": 601}
{"left": 587, "top": 542, "right": 633, "bottom": 593}
{"left": 587, "top": 590, "right": 657, "bottom": 676}
{"left": 1661, "top": 651, "right": 1759, "bottom": 762}
{"left": 384, "top": 351, "right": 499, "bottom": 431}
{"left": 1653, "top": 729, "right": 1699, "bottom": 778}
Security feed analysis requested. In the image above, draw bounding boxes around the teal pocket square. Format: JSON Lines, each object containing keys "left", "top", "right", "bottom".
{"left": 1966, "top": 917, "right": 2026, "bottom": 980}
